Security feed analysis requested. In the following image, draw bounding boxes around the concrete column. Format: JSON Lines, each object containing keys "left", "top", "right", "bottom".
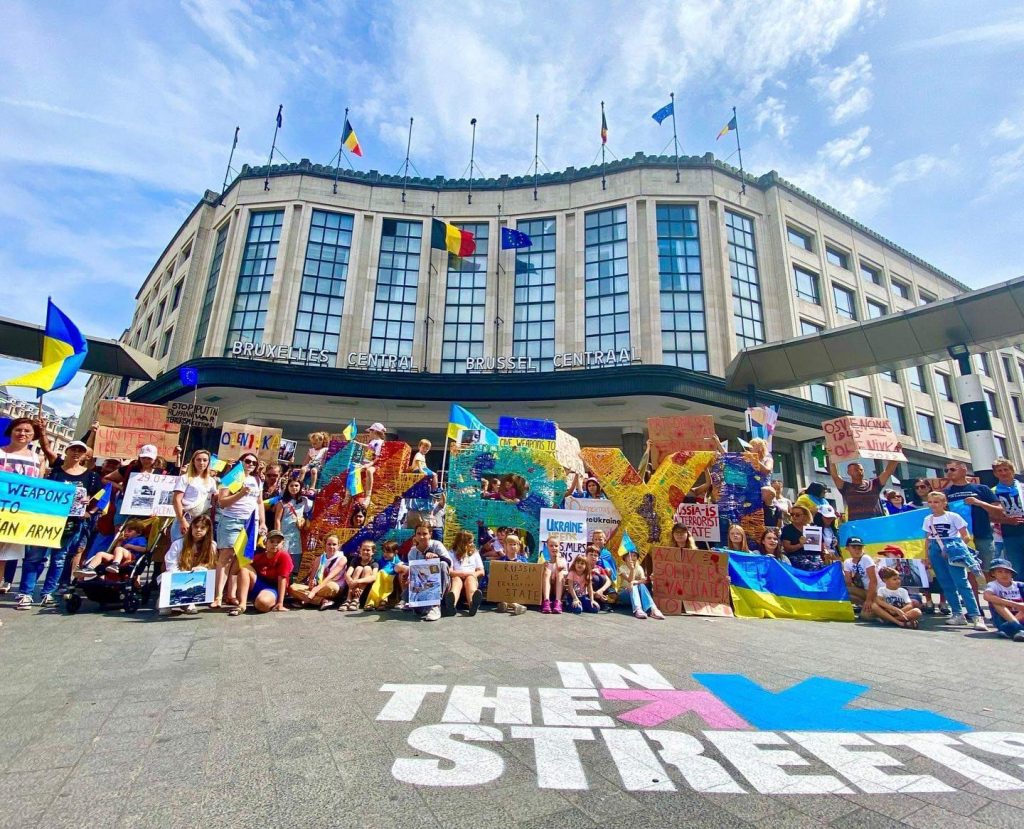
{"left": 953, "top": 354, "right": 997, "bottom": 484}
{"left": 622, "top": 427, "right": 646, "bottom": 469}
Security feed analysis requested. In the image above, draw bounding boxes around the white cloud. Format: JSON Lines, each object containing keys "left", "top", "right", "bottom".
{"left": 818, "top": 126, "right": 872, "bottom": 167}
{"left": 994, "top": 116, "right": 1024, "bottom": 141}
{"left": 754, "top": 97, "right": 796, "bottom": 141}
{"left": 890, "top": 153, "right": 951, "bottom": 185}
{"left": 902, "top": 19, "right": 1024, "bottom": 50}
{"left": 810, "top": 53, "right": 873, "bottom": 123}
{"left": 180, "top": 0, "right": 258, "bottom": 67}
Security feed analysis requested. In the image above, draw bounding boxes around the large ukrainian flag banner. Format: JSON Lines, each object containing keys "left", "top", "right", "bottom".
{"left": 728, "top": 551, "right": 854, "bottom": 622}
{"left": 0, "top": 471, "right": 76, "bottom": 549}
{"left": 2, "top": 299, "right": 88, "bottom": 393}
{"left": 838, "top": 501, "right": 973, "bottom": 560}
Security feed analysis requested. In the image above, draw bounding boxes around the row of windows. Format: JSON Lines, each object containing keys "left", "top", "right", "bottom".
{"left": 513, "top": 217, "right": 557, "bottom": 370}
{"left": 794, "top": 266, "right": 890, "bottom": 321}
{"left": 441, "top": 223, "right": 489, "bottom": 373}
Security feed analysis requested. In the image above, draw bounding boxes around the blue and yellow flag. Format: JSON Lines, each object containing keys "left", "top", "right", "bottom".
{"left": 615, "top": 531, "right": 637, "bottom": 563}
{"left": 728, "top": 551, "right": 854, "bottom": 622}
{"left": 208, "top": 454, "right": 227, "bottom": 473}
{"left": 838, "top": 501, "right": 974, "bottom": 560}
{"left": 342, "top": 419, "right": 358, "bottom": 441}
{"left": 3, "top": 299, "right": 88, "bottom": 394}
{"left": 219, "top": 461, "right": 245, "bottom": 494}
{"left": 91, "top": 483, "right": 113, "bottom": 512}
{"left": 233, "top": 510, "right": 257, "bottom": 566}
{"left": 446, "top": 404, "right": 498, "bottom": 444}
{"left": 346, "top": 459, "right": 364, "bottom": 497}
{"left": 716, "top": 114, "right": 737, "bottom": 141}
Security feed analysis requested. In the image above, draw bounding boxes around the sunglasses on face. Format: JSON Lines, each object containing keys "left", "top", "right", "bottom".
{"left": 243, "top": 459, "right": 257, "bottom": 465}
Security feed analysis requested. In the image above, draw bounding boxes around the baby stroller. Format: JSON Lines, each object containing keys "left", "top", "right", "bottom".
{"left": 63, "top": 519, "right": 164, "bottom": 614}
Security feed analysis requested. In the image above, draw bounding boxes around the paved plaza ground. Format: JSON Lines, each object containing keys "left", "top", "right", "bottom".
{"left": 1, "top": 597, "right": 1023, "bottom": 829}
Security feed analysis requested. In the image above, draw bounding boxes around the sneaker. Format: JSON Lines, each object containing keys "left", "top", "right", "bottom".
{"left": 14, "top": 595, "right": 33, "bottom": 610}
{"left": 540, "top": 600, "right": 552, "bottom": 614}
{"left": 1014, "top": 632, "right": 1024, "bottom": 642}
{"left": 945, "top": 613, "right": 969, "bottom": 626}
{"left": 973, "top": 617, "right": 989, "bottom": 631}
{"left": 510, "top": 603, "right": 527, "bottom": 616}
{"left": 998, "top": 630, "right": 1011, "bottom": 639}
{"left": 105, "top": 565, "right": 121, "bottom": 575}
{"left": 552, "top": 601, "right": 563, "bottom": 614}
{"left": 423, "top": 606, "right": 441, "bottom": 622}
{"left": 633, "top": 609, "right": 648, "bottom": 619}
{"left": 0, "top": 581, "right": 11, "bottom": 594}
{"left": 495, "top": 602, "right": 509, "bottom": 613}
{"left": 650, "top": 608, "right": 665, "bottom": 620}
{"left": 939, "top": 604, "right": 951, "bottom": 615}
{"left": 40, "top": 594, "right": 56, "bottom": 607}
{"left": 74, "top": 567, "right": 97, "bottom": 580}
{"left": 441, "top": 592, "right": 457, "bottom": 618}
{"left": 184, "top": 604, "right": 199, "bottom": 615}
{"left": 467, "top": 590, "right": 482, "bottom": 617}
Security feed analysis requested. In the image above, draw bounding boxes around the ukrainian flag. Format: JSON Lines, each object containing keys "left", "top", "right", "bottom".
{"left": 838, "top": 501, "right": 973, "bottom": 560}
{"left": 346, "top": 459, "right": 363, "bottom": 497}
{"left": 233, "top": 510, "right": 257, "bottom": 566}
{"left": 446, "top": 404, "right": 498, "bottom": 444}
{"left": 3, "top": 299, "right": 88, "bottom": 394}
{"left": 219, "top": 461, "right": 245, "bottom": 493}
{"left": 728, "top": 551, "right": 854, "bottom": 622}
{"left": 342, "top": 419, "right": 358, "bottom": 441}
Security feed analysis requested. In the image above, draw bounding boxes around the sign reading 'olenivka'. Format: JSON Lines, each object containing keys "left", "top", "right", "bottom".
{"left": 0, "top": 471, "right": 76, "bottom": 550}
{"left": 822, "top": 416, "right": 906, "bottom": 462}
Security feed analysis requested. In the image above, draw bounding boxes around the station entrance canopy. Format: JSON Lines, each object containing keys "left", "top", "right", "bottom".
{"left": 725, "top": 274, "right": 1024, "bottom": 391}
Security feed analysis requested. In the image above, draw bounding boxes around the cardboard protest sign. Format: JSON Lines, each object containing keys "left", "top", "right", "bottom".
{"left": 539, "top": 508, "right": 587, "bottom": 566}
{"left": 485, "top": 561, "right": 546, "bottom": 606}
{"left": 97, "top": 400, "right": 177, "bottom": 433}
{"left": 0, "top": 471, "right": 77, "bottom": 550}
{"left": 555, "top": 429, "right": 586, "bottom": 475}
{"left": 93, "top": 427, "right": 179, "bottom": 462}
{"left": 802, "top": 525, "right": 823, "bottom": 553}
{"left": 648, "top": 415, "right": 718, "bottom": 465}
{"left": 652, "top": 546, "right": 732, "bottom": 616}
{"left": 218, "top": 422, "right": 262, "bottom": 461}
{"left": 256, "top": 427, "right": 282, "bottom": 464}
{"left": 159, "top": 569, "right": 215, "bottom": 608}
{"left": 407, "top": 559, "right": 443, "bottom": 607}
{"left": 563, "top": 496, "right": 621, "bottom": 544}
{"left": 166, "top": 401, "right": 219, "bottom": 428}
{"left": 498, "top": 417, "right": 557, "bottom": 452}
{"left": 121, "top": 473, "right": 178, "bottom": 518}
{"left": 822, "top": 416, "right": 906, "bottom": 463}
{"left": 672, "top": 502, "right": 720, "bottom": 543}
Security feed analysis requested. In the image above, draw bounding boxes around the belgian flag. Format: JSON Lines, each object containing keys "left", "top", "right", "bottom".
{"left": 431, "top": 218, "right": 476, "bottom": 257}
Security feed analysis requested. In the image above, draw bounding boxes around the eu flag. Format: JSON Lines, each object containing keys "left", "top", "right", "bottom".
{"left": 178, "top": 366, "right": 199, "bottom": 387}
{"left": 651, "top": 101, "right": 674, "bottom": 124}
{"left": 501, "top": 227, "right": 532, "bottom": 249}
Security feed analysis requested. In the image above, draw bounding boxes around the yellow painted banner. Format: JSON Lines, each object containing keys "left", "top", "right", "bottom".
{"left": 0, "top": 471, "right": 77, "bottom": 549}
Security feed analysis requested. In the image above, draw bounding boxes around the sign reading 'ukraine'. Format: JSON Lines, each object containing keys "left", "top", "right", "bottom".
{"left": 0, "top": 471, "right": 77, "bottom": 548}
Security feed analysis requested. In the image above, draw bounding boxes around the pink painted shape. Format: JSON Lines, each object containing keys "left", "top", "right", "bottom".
{"left": 600, "top": 689, "right": 750, "bottom": 729}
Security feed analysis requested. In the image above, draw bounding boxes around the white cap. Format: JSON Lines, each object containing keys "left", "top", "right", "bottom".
{"left": 368, "top": 422, "right": 387, "bottom": 434}
{"left": 67, "top": 440, "right": 89, "bottom": 451}
{"left": 818, "top": 503, "right": 837, "bottom": 519}
{"left": 138, "top": 444, "right": 158, "bottom": 459}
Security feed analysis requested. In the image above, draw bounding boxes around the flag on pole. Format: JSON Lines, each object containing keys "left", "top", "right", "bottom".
{"left": 2, "top": 299, "right": 88, "bottom": 394}
{"left": 500, "top": 227, "right": 532, "bottom": 249}
{"left": 219, "top": 461, "right": 245, "bottom": 494}
{"left": 208, "top": 454, "right": 227, "bottom": 473}
{"left": 716, "top": 114, "right": 737, "bottom": 140}
{"left": 346, "top": 460, "right": 364, "bottom": 497}
{"left": 615, "top": 531, "right": 637, "bottom": 563}
{"left": 233, "top": 510, "right": 257, "bottom": 566}
{"left": 342, "top": 419, "right": 358, "bottom": 441}
{"left": 178, "top": 366, "right": 199, "bottom": 387}
{"left": 430, "top": 219, "right": 476, "bottom": 257}
{"left": 341, "top": 119, "right": 363, "bottom": 157}
{"left": 446, "top": 404, "right": 498, "bottom": 445}
{"left": 91, "top": 483, "right": 113, "bottom": 512}
{"left": 651, "top": 101, "right": 674, "bottom": 124}
{"left": 276, "top": 105, "right": 283, "bottom": 129}
{"left": 601, "top": 110, "right": 608, "bottom": 144}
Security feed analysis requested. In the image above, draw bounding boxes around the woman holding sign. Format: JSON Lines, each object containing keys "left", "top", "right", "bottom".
{"left": 171, "top": 450, "right": 218, "bottom": 543}
{"left": 213, "top": 453, "right": 266, "bottom": 609}
{"left": 780, "top": 505, "right": 827, "bottom": 571}
{"left": 0, "top": 418, "right": 49, "bottom": 594}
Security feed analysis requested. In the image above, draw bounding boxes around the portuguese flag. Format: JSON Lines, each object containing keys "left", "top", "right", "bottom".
{"left": 431, "top": 218, "right": 476, "bottom": 257}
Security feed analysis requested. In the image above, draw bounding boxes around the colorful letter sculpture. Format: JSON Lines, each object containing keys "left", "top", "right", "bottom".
{"left": 710, "top": 453, "right": 769, "bottom": 542}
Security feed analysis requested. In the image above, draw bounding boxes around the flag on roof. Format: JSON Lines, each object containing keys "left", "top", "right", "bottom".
{"left": 651, "top": 101, "right": 674, "bottom": 125}
{"left": 342, "top": 119, "right": 363, "bottom": 157}
{"left": 716, "top": 114, "right": 737, "bottom": 140}
{"left": 430, "top": 219, "right": 476, "bottom": 257}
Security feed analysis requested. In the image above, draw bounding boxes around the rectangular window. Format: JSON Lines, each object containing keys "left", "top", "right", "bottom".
{"left": 1002, "top": 355, "right": 1015, "bottom": 382}
{"left": 441, "top": 222, "right": 489, "bottom": 373}
{"left": 292, "top": 209, "right": 354, "bottom": 361}
{"left": 224, "top": 210, "right": 284, "bottom": 350}
{"left": 995, "top": 435, "right": 1008, "bottom": 458}
{"left": 800, "top": 318, "right": 824, "bottom": 336}
{"left": 976, "top": 352, "right": 990, "bottom": 376}
{"left": 867, "top": 299, "right": 888, "bottom": 319}
{"left": 726, "top": 211, "right": 764, "bottom": 348}
{"left": 919, "top": 290, "right": 936, "bottom": 305}
{"left": 985, "top": 389, "right": 999, "bottom": 420}
{"left": 160, "top": 327, "right": 173, "bottom": 358}
{"left": 193, "top": 222, "right": 229, "bottom": 358}
{"left": 143, "top": 314, "right": 153, "bottom": 342}
{"left": 833, "top": 284, "right": 857, "bottom": 320}
{"left": 885, "top": 402, "right": 908, "bottom": 435}
{"left": 909, "top": 365, "right": 928, "bottom": 393}
{"left": 891, "top": 278, "right": 911, "bottom": 300}
{"left": 657, "top": 205, "right": 707, "bottom": 371}
{"left": 513, "top": 217, "right": 556, "bottom": 372}
{"left": 946, "top": 420, "right": 964, "bottom": 450}
{"left": 1013, "top": 395, "right": 1023, "bottom": 424}
{"left": 849, "top": 392, "right": 873, "bottom": 417}
{"left": 825, "top": 245, "right": 849, "bottom": 269}
{"left": 916, "top": 411, "right": 937, "bottom": 443}
{"left": 370, "top": 218, "right": 423, "bottom": 358}
{"left": 171, "top": 280, "right": 183, "bottom": 311}
{"left": 935, "top": 371, "right": 954, "bottom": 402}
{"left": 787, "top": 225, "right": 812, "bottom": 251}
{"left": 860, "top": 262, "right": 881, "bottom": 284}
{"left": 880, "top": 369, "right": 898, "bottom": 383}
{"left": 809, "top": 383, "right": 834, "bottom": 406}
{"left": 155, "top": 298, "right": 166, "bottom": 326}
{"left": 793, "top": 266, "right": 820, "bottom": 304}
{"left": 584, "top": 206, "right": 630, "bottom": 352}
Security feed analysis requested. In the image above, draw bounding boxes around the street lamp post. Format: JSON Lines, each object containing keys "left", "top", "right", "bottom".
{"left": 948, "top": 344, "right": 997, "bottom": 486}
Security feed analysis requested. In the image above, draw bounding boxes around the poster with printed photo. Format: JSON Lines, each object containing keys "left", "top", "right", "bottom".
{"left": 407, "top": 560, "right": 443, "bottom": 607}
{"left": 121, "top": 473, "right": 178, "bottom": 517}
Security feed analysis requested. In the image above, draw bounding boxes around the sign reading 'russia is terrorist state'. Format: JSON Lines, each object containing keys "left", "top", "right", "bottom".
{"left": 376, "top": 662, "right": 1024, "bottom": 795}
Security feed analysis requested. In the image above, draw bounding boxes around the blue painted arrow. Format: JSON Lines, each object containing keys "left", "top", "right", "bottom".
{"left": 693, "top": 674, "right": 970, "bottom": 733}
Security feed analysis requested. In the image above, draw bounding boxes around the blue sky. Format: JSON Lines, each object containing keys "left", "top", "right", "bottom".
{"left": 1, "top": 0, "right": 1023, "bottom": 416}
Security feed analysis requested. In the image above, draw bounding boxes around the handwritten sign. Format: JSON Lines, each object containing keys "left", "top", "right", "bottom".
{"left": 822, "top": 416, "right": 906, "bottom": 463}
{"left": 563, "top": 496, "right": 621, "bottom": 545}
{"left": 649, "top": 415, "right": 718, "bottom": 465}
{"left": 652, "top": 546, "right": 733, "bottom": 617}
{"left": 0, "top": 471, "right": 76, "bottom": 550}
{"left": 539, "top": 508, "right": 588, "bottom": 566}
{"left": 93, "top": 426, "right": 178, "bottom": 463}
{"left": 256, "top": 427, "right": 282, "bottom": 464}
{"left": 555, "top": 429, "right": 586, "bottom": 475}
{"left": 166, "top": 402, "right": 219, "bottom": 428}
{"left": 485, "top": 561, "right": 546, "bottom": 606}
{"left": 121, "top": 472, "right": 178, "bottom": 517}
{"left": 219, "top": 422, "right": 262, "bottom": 461}
{"left": 672, "top": 502, "right": 721, "bottom": 543}
{"left": 97, "top": 400, "right": 177, "bottom": 433}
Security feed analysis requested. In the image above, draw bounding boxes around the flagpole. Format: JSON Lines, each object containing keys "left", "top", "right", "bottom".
{"left": 221, "top": 126, "right": 239, "bottom": 196}
{"left": 468, "top": 118, "right": 477, "bottom": 205}
{"left": 424, "top": 205, "right": 435, "bottom": 373}
{"left": 401, "top": 117, "right": 414, "bottom": 204}
{"left": 533, "top": 114, "right": 540, "bottom": 201}
{"left": 669, "top": 92, "right": 680, "bottom": 183}
{"left": 334, "top": 107, "right": 348, "bottom": 195}
{"left": 600, "top": 101, "right": 607, "bottom": 191}
{"left": 264, "top": 105, "right": 282, "bottom": 191}
{"left": 494, "top": 203, "right": 503, "bottom": 369}
{"left": 732, "top": 105, "right": 746, "bottom": 195}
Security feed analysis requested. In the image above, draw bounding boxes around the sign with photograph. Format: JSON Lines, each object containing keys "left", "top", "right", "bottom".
{"left": 278, "top": 439, "right": 297, "bottom": 464}
{"left": 648, "top": 415, "right": 718, "bottom": 465}
{"left": 878, "top": 556, "right": 929, "bottom": 590}
{"left": 121, "top": 472, "right": 178, "bottom": 518}
{"left": 407, "top": 559, "right": 444, "bottom": 608}
{"left": 652, "top": 547, "right": 733, "bottom": 617}
{"left": 166, "top": 401, "right": 219, "bottom": 428}
{"left": 672, "top": 502, "right": 721, "bottom": 543}
{"left": 802, "top": 525, "right": 823, "bottom": 553}
{"left": 159, "top": 569, "right": 216, "bottom": 608}
{"left": 485, "top": 561, "right": 546, "bottom": 606}
{"left": 822, "top": 416, "right": 906, "bottom": 463}
{"left": 539, "top": 508, "right": 588, "bottom": 566}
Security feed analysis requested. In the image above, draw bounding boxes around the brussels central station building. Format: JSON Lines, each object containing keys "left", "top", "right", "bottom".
{"left": 80, "top": 153, "right": 1024, "bottom": 491}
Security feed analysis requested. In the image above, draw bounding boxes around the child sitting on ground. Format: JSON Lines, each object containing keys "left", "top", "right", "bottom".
{"left": 586, "top": 544, "right": 615, "bottom": 609}
{"left": 493, "top": 533, "right": 528, "bottom": 616}
{"left": 341, "top": 540, "right": 379, "bottom": 611}
{"left": 982, "top": 558, "right": 1024, "bottom": 641}
{"left": 868, "top": 566, "right": 923, "bottom": 628}
{"left": 841, "top": 537, "right": 877, "bottom": 613}
{"left": 299, "top": 431, "right": 329, "bottom": 490}
{"left": 75, "top": 519, "right": 149, "bottom": 578}
{"left": 617, "top": 548, "right": 665, "bottom": 619}
{"left": 409, "top": 439, "right": 439, "bottom": 489}
{"left": 566, "top": 554, "right": 600, "bottom": 614}
{"left": 540, "top": 536, "right": 568, "bottom": 614}
{"left": 365, "top": 541, "right": 400, "bottom": 611}
{"left": 287, "top": 534, "right": 347, "bottom": 610}
{"left": 443, "top": 530, "right": 485, "bottom": 617}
